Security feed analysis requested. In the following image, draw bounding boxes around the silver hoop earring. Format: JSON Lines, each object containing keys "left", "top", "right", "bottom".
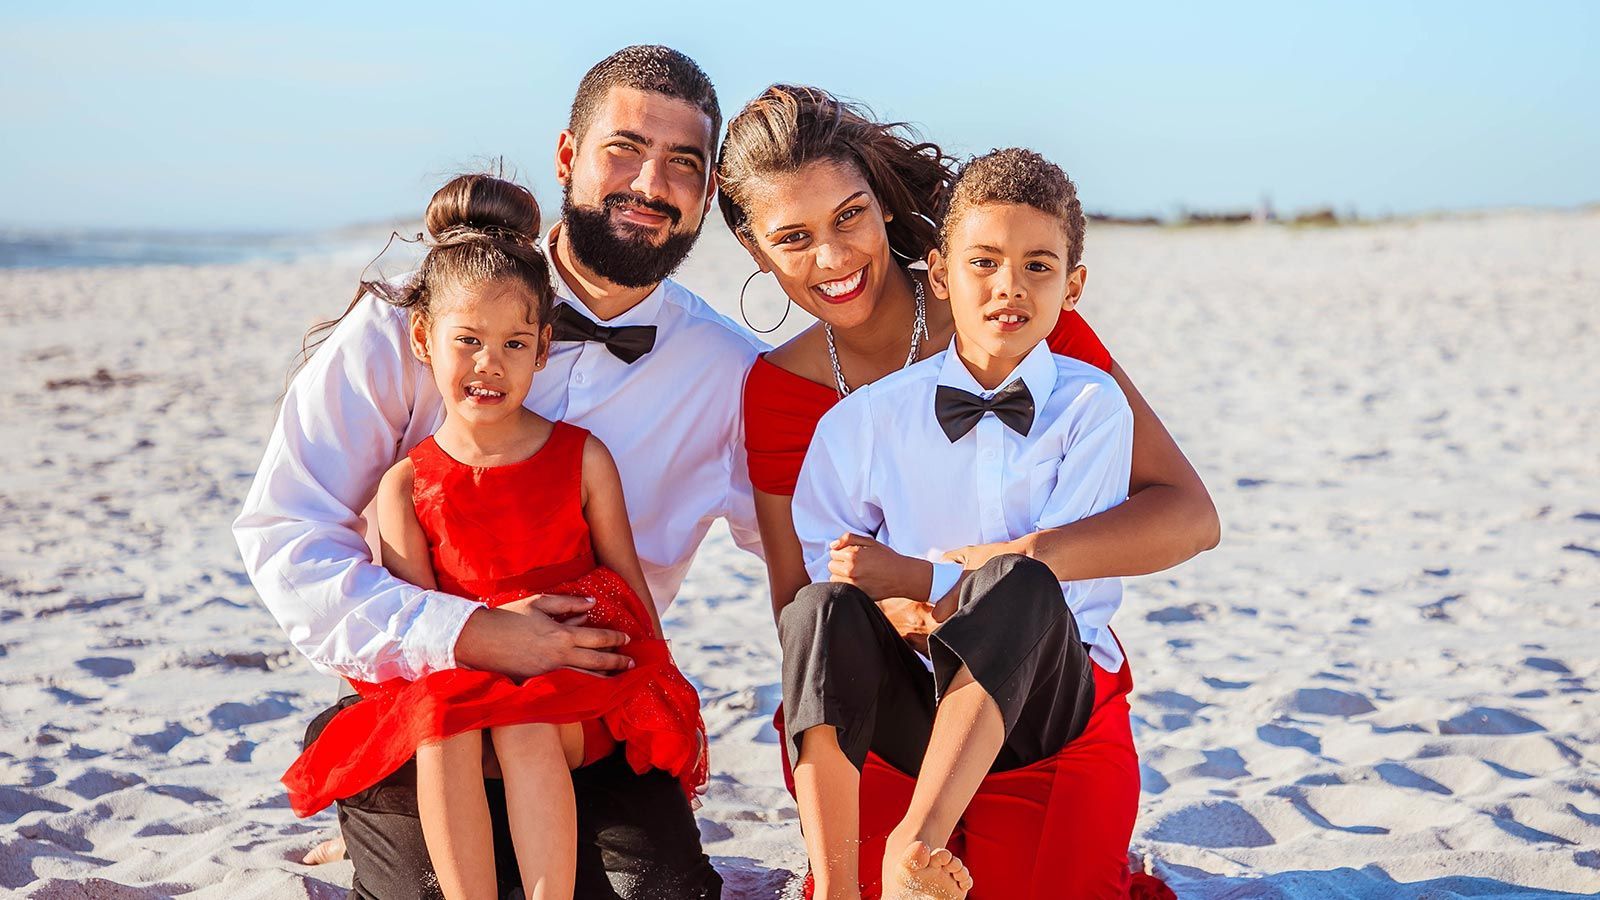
{"left": 739, "top": 271, "right": 791, "bottom": 334}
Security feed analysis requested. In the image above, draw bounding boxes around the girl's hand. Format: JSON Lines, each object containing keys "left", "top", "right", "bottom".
{"left": 875, "top": 597, "right": 937, "bottom": 656}
{"left": 828, "top": 533, "right": 934, "bottom": 601}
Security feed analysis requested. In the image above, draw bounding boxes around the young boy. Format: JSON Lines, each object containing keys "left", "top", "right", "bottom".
{"left": 786, "top": 148, "right": 1140, "bottom": 899}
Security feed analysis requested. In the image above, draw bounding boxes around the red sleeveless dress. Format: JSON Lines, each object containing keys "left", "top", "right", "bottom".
{"left": 281, "top": 422, "right": 707, "bottom": 818}
{"left": 745, "top": 313, "right": 1174, "bottom": 899}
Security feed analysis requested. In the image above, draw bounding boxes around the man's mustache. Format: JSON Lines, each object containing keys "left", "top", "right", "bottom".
{"left": 603, "top": 192, "right": 682, "bottom": 226}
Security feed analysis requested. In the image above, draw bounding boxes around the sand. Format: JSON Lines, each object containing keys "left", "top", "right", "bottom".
{"left": 2, "top": 210, "right": 1597, "bottom": 898}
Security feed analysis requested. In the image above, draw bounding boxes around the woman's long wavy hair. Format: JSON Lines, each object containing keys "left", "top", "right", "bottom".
{"left": 290, "top": 172, "right": 555, "bottom": 383}
{"left": 716, "top": 84, "right": 957, "bottom": 262}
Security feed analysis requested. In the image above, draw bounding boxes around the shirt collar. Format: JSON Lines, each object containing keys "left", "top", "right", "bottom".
{"left": 934, "top": 336, "right": 1058, "bottom": 410}
{"left": 542, "top": 223, "right": 670, "bottom": 327}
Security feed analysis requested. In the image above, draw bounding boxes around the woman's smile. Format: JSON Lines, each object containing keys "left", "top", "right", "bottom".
{"left": 813, "top": 264, "right": 869, "bottom": 305}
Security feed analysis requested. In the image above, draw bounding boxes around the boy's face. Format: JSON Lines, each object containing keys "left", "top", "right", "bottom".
{"left": 410, "top": 278, "right": 552, "bottom": 428}
{"left": 929, "top": 202, "right": 1086, "bottom": 375}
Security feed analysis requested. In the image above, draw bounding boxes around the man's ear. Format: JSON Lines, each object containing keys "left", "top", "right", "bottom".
{"left": 535, "top": 323, "right": 554, "bottom": 369}
{"left": 409, "top": 312, "right": 432, "bottom": 365}
{"left": 702, "top": 167, "right": 719, "bottom": 219}
{"left": 1062, "top": 265, "right": 1087, "bottom": 312}
{"left": 926, "top": 248, "right": 951, "bottom": 301}
{"left": 555, "top": 130, "right": 578, "bottom": 185}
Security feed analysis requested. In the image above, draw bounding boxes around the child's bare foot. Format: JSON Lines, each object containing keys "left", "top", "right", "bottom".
{"left": 300, "top": 835, "right": 346, "bottom": 865}
{"left": 881, "top": 839, "right": 971, "bottom": 899}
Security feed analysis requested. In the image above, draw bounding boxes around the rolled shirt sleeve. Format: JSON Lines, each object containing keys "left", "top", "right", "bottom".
{"left": 233, "top": 296, "right": 477, "bottom": 683}
{"left": 1035, "top": 385, "right": 1134, "bottom": 533}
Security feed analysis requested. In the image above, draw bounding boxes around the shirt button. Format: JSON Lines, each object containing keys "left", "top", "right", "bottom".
{"left": 573, "top": 372, "right": 587, "bottom": 386}
{"left": 982, "top": 448, "right": 998, "bottom": 461}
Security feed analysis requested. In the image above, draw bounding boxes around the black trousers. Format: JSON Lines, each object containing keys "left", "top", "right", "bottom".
{"left": 302, "top": 697, "right": 721, "bottom": 900}
{"left": 778, "top": 554, "right": 1095, "bottom": 776}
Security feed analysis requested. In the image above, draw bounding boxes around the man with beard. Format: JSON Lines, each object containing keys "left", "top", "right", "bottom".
{"left": 235, "top": 46, "right": 762, "bottom": 899}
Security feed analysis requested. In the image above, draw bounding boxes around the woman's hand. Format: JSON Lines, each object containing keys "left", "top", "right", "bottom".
{"left": 828, "top": 533, "right": 934, "bottom": 601}
{"left": 941, "top": 540, "right": 1014, "bottom": 572}
{"left": 876, "top": 597, "right": 937, "bottom": 656}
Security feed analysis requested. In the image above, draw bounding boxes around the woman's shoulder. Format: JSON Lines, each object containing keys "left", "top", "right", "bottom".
{"left": 762, "top": 326, "right": 828, "bottom": 377}
{"left": 745, "top": 328, "right": 836, "bottom": 410}
{"left": 1047, "top": 309, "right": 1113, "bottom": 373}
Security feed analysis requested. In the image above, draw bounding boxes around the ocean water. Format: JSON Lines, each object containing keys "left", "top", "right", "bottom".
{"left": 0, "top": 228, "right": 382, "bottom": 269}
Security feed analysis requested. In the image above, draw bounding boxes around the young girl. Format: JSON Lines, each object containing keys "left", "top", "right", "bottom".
{"left": 281, "top": 173, "right": 707, "bottom": 900}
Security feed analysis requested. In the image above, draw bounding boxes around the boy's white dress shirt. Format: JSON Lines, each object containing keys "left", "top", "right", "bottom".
{"left": 791, "top": 338, "right": 1133, "bottom": 672}
{"left": 234, "top": 245, "right": 766, "bottom": 683}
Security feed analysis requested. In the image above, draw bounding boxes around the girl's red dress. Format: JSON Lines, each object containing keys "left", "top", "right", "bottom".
{"left": 282, "top": 421, "right": 707, "bottom": 818}
{"left": 745, "top": 312, "right": 1174, "bottom": 899}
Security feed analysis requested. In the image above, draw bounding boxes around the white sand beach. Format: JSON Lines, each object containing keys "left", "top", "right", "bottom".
{"left": 2, "top": 210, "right": 1597, "bottom": 898}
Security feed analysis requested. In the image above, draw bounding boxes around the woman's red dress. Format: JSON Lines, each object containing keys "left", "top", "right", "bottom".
{"left": 745, "top": 312, "right": 1174, "bottom": 899}
{"left": 282, "top": 421, "right": 707, "bottom": 818}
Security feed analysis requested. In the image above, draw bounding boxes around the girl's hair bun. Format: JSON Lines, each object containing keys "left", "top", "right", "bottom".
{"left": 424, "top": 173, "right": 542, "bottom": 242}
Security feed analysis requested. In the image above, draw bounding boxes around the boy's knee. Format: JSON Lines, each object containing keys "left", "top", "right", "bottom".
{"left": 779, "top": 581, "right": 871, "bottom": 641}
{"left": 976, "top": 553, "right": 1058, "bottom": 594}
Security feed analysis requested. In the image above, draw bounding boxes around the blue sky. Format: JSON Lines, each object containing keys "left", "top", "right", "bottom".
{"left": 3, "top": 1, "right": 1596, "bottom": 230}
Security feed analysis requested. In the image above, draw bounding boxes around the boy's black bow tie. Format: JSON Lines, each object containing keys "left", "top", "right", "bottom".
{"left": 550, "top": 303, "right": 658, "bottom": 364}
{"left": 934, "top": 381, "right": 1035, "bottom": 442}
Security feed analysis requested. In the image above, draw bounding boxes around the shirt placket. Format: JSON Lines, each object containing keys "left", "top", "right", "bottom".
{"left": 566, "top": 342, "right": 602, "bottom": 417}
{"left": 975, "top": 414, "right": 1007, "bottom": 543}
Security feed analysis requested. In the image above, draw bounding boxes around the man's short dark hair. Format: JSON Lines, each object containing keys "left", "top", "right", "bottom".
{"left": 941, "top": 148, "right": 1086, "bottom": 268}
{"left": 568, "top": 45, "right": 721, "bottom": 147}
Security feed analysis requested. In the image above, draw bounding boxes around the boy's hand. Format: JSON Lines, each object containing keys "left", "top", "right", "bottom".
{"left": 829, "top": 533, "right": 934, "bottom": 601}
{"left": 876, "top": 597, "right": 936, "bottom": 656}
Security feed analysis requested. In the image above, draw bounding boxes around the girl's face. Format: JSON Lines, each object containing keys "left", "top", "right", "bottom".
{"left": 410, "top": 278, "right": 552, "bottom": 427}
{"left": 739, "top": 159, "right": 896, "bottom": 331}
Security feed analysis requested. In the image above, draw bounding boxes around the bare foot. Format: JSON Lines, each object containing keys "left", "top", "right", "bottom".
{"left": 881, "top": 840, "right": 970, "bottom": 899}
{"left": 301, "top": 835, "right": 347, "bottom": 865}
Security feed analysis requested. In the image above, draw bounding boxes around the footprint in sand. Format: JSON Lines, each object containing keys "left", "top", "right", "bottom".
{"left": 1148, "top": 800, "right": 1275, "bottom": 849}
{"left": 206, "top": 697, "right": 296, "bottom": 730}
{"left": 1285, "top": 687, "right": 1376, "bottom": 717}
{"left": 1373, "top": 762, "right": 1453, "bottom": 795}
{"left": 1438, "top": 707, "right": 1544, "bottom": 735}
{"left": 64, "top": 767, "right": 145, "bottom": 800}
{"left": 1257, "top": 723, "right": 1322, "bottom": 754}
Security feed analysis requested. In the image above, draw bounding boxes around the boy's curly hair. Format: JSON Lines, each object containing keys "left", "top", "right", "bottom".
{"left": 940, "top": 148, "right": 1086, "bottom": 267}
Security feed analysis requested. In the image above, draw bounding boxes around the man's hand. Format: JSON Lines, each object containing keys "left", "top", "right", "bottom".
{"left": 876, "top": 596, "right": 937, "bottom": 656}
{"left": 454, "top": 594, "right": 632, "bottom": 680}
{"left": 828, "top": 533, "right": 934, "bottom": 601}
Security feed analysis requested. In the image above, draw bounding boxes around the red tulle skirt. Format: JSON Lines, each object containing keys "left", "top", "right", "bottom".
{"left": 283, "top": 567, "right": 706, "bottom": 818}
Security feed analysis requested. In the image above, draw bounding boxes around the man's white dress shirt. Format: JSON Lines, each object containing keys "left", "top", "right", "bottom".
{"left": 791, "top": 338, "right": 1133, "bottom": 672}
{"left": 235, "top": 239, "right": 767, "bottom": 683}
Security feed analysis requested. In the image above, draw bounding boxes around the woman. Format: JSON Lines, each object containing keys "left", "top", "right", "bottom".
{"left": 719, "top": 85, "right": 1217, "bottom": 898}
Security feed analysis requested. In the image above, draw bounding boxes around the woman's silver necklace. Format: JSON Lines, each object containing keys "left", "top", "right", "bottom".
{"left": 825, "top": 275, "right": 928, "bottom": 398}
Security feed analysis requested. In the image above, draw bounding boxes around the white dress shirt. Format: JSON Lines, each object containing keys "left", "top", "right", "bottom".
{"left": 234, "top": 235, "right": 767, "bottom": 682}
{"left": 792, "top": 338, "right": 1133, "bottom": 671}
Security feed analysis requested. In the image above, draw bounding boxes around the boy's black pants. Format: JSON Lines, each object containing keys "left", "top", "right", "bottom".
{"left": 778, "top": 554, "right": 1095, "bottom": 776}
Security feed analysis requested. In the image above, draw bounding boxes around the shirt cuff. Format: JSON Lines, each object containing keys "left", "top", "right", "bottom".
{"left": 927, "top": 562, "right": 965, "bottom": 604}
{"left": 402, "top": 591, "right": 480, "bottom": 678}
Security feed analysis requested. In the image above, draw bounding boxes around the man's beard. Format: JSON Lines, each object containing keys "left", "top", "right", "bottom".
{"left": 561, "top": 187, "right": 702, "bottom": 289}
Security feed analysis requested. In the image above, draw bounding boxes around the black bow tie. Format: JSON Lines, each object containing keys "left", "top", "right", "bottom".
{"left": 549, "top": 303, "right": 658, "bottom": 364}
{"left": 934, "top": 380, "right": 1035, "bottom": 442}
